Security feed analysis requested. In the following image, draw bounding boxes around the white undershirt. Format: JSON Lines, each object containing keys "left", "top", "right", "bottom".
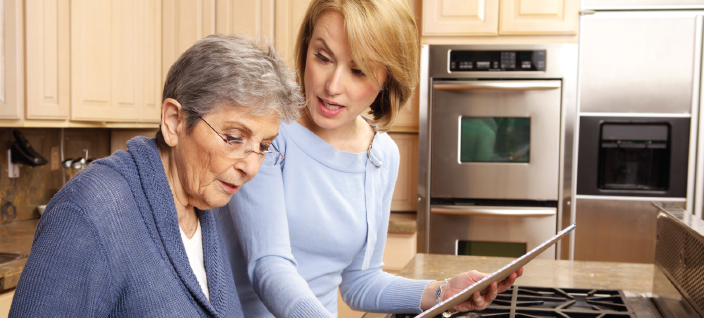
{"left": 179, "top": 219, "right": 210, "bottom": 301}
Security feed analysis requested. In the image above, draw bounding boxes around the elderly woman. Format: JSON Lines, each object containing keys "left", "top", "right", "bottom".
{"left": 9, "top": 34, "right": 303, "bottom": 317}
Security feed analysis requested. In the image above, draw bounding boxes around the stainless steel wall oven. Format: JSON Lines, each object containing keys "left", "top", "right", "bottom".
{"left": 418, "top": 44, "right": 578, "bottom": 259}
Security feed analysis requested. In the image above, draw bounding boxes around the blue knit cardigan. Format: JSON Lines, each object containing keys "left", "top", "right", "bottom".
{"left": 10, "top": 137, "right": 243, "bottom": 317}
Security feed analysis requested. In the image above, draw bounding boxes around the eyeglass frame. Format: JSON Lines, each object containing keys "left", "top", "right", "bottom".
{"left": 199, "top": 116, "right": 284, "bottom": 165}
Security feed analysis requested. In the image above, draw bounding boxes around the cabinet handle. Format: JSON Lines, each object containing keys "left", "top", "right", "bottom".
{"left": 431, "top": 205, "right": 556, "bottom": 217}
{"left": 433, "top": 81, "right": 561, "bottom": 91}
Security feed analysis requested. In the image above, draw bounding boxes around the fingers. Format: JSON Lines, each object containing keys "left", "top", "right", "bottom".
{"left": 496, "top": 268, "right": 523, "bottom": 293}
{"left": 455, "top": 282, "right": 498, "bottom": 312}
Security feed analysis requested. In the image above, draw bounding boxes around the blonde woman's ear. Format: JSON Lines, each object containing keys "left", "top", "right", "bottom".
{"left": 161, "top": 98, "right": 184, "bottom": 147}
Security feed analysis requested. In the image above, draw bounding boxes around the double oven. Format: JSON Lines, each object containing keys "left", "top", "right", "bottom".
{"left": 417, "top": 44, "right": 578, "bottom": 259}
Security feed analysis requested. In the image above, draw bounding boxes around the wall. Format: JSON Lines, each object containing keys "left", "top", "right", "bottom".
{"left": 0, "top": 128, "right": 112, "bottom": 224}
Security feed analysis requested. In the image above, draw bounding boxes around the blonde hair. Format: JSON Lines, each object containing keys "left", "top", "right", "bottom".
{"left": 294, "top": 0, "right": 419, "bottom": 131}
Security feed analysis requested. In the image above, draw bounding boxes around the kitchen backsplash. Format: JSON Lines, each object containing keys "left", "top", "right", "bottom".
{"left": 0, "top": 128, "right": 113, "bottom": 224}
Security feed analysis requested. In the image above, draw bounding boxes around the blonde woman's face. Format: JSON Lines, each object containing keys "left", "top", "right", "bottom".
{"left": 303, "top": 11, "right": 387, "bottom": 131}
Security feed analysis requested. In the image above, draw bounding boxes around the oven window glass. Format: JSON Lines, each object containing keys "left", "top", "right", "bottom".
{"left": 456, "top": 240, "right": 526, "bottom": 258}
{"left": 459, "top": 117, "right": 530, "bottom": 163}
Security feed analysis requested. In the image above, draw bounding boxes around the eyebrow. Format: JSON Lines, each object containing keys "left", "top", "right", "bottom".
{"left": 313, "top": 38, "right": 335, "bottom": 59}
{"left": 313, "top": 37, "right": 361, "bottom": 67}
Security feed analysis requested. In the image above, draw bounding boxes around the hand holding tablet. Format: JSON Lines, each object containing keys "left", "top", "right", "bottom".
{"left": 417, "top": 223, "right": 576, "bottom": 318}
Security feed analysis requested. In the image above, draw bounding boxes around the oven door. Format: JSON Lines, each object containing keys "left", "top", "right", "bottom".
{"left": 430, "top": 80, "right": 562, "bottom": 201}
{"left": 429, "top": 205, "right": 557, "bottom": 259}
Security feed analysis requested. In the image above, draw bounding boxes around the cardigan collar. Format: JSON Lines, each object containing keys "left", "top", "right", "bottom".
{"left": 123, "top": 136, "right": 231, "bottom": 317}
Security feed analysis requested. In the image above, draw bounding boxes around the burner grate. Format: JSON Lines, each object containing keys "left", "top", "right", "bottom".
{"left": 392, "top": 286, "right": 637, "bottom": 318}
{"left": 466, "top": 286, "right": 636, "bottom": 318}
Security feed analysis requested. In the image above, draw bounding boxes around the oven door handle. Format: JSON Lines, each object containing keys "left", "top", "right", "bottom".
{"left": 432, "top": 80, "right": 561, "bottom": 91}
{"left": 431, "top": 205, "right": 556, "bottom": 217}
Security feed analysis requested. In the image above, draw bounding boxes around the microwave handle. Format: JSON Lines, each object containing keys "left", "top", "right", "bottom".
{"left": 433, "top": 80, "right": 561, "bottom": 91}
{"left": 431, "top": 205, "right": 556, "bottom": 217}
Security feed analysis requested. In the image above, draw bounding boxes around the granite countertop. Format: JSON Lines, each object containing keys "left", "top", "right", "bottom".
{"left": 388, "top": 212, "right": 416, "bottom": 234}
{"left": 364, "top": 253, "right": 662, "bottom": 317}
{"left": 0, "top": 219, "right": 38, "bottom": 292}
{"left": 394, "top": 253, "right": 655, "bottom": 293}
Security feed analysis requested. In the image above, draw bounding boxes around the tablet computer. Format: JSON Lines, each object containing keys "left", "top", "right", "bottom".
{"left": 415, "top": 223, "right": 577, "bottom": 318}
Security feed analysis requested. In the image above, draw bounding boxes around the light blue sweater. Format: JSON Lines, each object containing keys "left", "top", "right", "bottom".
{"left": 217, "top": 121, "right": 432, "bottom": 317}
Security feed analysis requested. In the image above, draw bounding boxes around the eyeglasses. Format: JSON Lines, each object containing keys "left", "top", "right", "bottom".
{"left": 199, "top": 117, "right": 284, "bottom": 167}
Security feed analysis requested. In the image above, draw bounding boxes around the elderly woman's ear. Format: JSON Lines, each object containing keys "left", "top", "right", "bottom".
{"left": 161, "top": 98, "right": 184, "bottom": 147}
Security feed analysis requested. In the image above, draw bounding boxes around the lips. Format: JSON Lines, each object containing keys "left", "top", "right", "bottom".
{"left": 219, "top": 180, "right": 240, "bottom": 194}
{"left": 317, "top": 97, "right": 345, "bottom": 117}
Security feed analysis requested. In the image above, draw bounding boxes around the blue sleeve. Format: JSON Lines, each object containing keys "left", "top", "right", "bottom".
{"left": 339, "top": 139, "right": 433, "bottom": 314}
{"left": 10, "top": 202, "right": 115, "bottom": 317}
{"left": 227, "top": 152, "right": 333, "bottom": 317}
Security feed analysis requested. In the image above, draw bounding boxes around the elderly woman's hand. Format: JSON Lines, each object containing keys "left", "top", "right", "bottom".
{"left": 421, "top": 268, "right": 523, "bottom": 312}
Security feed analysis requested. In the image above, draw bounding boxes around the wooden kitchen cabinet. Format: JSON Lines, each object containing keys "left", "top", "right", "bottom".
{"left": 274, "top": 0, "right": 311, "bottom": 67}
{"left": 422, "top": 0, "right": 578, "bottom": 36}
{"left": 25, "top": 0, "right": 70, "bottom": 120}
{"left": 162, "top": 0, "right": 216, "bottom": 83}
{"left": 216, "top": 0, "right": 274, "bottom": 43}
{"left": 162, "top": 0, "right": 279, "bottom": 79}
{"left": 383, "top": 231, "right": 418, "bottom": 273}
{"left": 71, "top": 0, "right": 162, "bottom": 123}
{"left": 499, "top": 0, "right": 578, "bottom": 35}
{"left": 422, "top": 0, "right": 499, "bottom": 36}
{"left": 389, "top": 133, "right": 418, "bottom": 212}
{"left": 0, "top": 290, "right": 13, "bottom": 318}
{"left": 0, "top": 0, "right": 24, "bottom": 120}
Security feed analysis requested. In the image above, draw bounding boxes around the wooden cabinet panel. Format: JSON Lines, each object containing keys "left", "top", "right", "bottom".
{"left": 136, "top": 0, "right": 162, "bottom": 122}
{"left": 162, "top": 0, "right": 215, "bottom": 81}
{"left": 383, "top": 232, "right": 417, "bottom": 272}
{"left": 0, "top": 0, "right": 23, "bottom": 120}
{"left": 0, "top": 290, "right": 13, "bottom": 318}
{"left": 216, "top": 0, "right": 274, "bottom": 41}
{"left": 422, "top": 0, "right": 499, "bottom": 36}
{"left": 274, "top": 0, "right": 311, "bottom": 67}
{"left": 499, "top": 0, "right": 578, "bottom": 35}
{"left": 389, "top": 133, "right": 418, "bottom": 212}
{"left": 70, "top": 0, "right": 111, "bottom": 120}
{"left": 25, "top": 0, "right": 70, "bottom": 120}
{"left": 71, "top": 0, "right": 161, "bottom": 122}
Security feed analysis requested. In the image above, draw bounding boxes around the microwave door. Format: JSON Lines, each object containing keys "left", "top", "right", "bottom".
{"left": 429, "top": 80, "right": 562, "bottom": 201}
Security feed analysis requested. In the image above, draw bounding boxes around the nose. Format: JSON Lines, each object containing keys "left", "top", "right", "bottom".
{"left": 325, "top": 66, "right": 345, "bottom": 96}
{"left": 234, "top": 152, "right": 261, "bottom": 181}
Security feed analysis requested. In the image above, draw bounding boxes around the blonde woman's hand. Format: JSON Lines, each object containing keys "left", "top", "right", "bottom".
{"left": 421, "top": 268, "right": 523, "bottom": 312}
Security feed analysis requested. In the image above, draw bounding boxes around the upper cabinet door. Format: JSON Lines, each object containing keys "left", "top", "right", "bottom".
{"left": 71, "top": 0, "right": 161, "bottom": 122}
{"left": 25, "top": 0, "right": 70, "bottom": 120}
{"left": 499, "top": 0, "right": 578, "bottom": 35}
{"left": 216, "top": 0, "right": 274, "bottom": 41}
{"left": 0, "top": 0, "right": 23, "bottom": 119}
{"left": 275, "top": 0, "right": 311, "bottom": 67}
{"left": 162, "top": 0, "right": 215, "bottom": 82}
{"left": 422, "top": 0, "right": 500, "bottom": 36}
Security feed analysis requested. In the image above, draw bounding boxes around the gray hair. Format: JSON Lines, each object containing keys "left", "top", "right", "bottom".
{"left": 157, "top": 34, "right": 304, "bottom": 146}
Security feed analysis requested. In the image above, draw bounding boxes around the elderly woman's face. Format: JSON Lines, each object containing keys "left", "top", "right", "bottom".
{"left": 174, "top": 104, "right": 280, "bottom": 210}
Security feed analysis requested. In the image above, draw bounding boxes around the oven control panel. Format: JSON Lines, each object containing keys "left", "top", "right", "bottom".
{"left": 449, "top": 50, "right": 546, "bottom": 72}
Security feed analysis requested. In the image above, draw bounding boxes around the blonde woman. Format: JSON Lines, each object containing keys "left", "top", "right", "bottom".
{"left": 217, "top": 1, "right": 521, "bottom": 317}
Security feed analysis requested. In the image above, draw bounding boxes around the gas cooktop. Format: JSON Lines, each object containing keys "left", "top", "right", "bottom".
{"left": 393, "top": 285, "right": 647, "bottom": 318}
